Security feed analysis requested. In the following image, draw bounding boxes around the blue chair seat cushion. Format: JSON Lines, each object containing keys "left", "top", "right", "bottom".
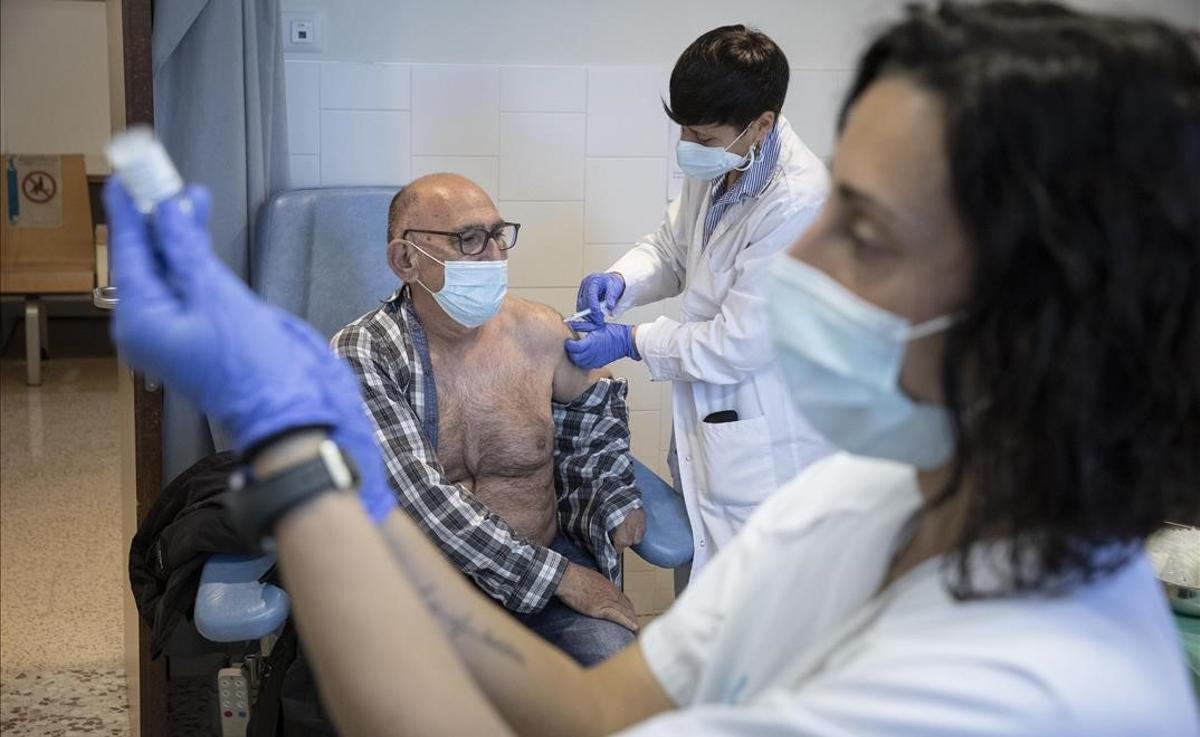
{"left": 195, "top": 554, "right": 290, "bottom": 643}
{"left": 631, "top": 459, "right": 694, "bottom": 570}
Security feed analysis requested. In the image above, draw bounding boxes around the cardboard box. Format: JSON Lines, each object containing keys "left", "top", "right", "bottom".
{"left": 1, "top": 153, "right": 95, "bottom": 293}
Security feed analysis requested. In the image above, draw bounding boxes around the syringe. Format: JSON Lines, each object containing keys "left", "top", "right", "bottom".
{"left": 563, "top": 307, "right": 608, "bottom": 324}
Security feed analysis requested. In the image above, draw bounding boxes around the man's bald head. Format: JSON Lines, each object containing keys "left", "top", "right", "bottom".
{"left": 386, "top": 173, "right": 495, "bottom": 243}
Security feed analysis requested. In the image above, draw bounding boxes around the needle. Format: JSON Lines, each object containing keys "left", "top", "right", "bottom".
{"left": 563, "top": 308, "right": 604, "bottom": 324}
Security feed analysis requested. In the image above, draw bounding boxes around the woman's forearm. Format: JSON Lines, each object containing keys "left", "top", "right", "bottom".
{"left": 376, "top": 510, "right": 621, "bottom": 737}
{"left": 264, "top": 427, "right": 663, "bottom": 737}
{"left": 274, "top": 494, "right": 514, "bottom": 737}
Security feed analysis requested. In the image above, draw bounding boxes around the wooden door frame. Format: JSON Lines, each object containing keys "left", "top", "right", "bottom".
{"left": 120, "top": 1, "right": 168, "bottom": 734}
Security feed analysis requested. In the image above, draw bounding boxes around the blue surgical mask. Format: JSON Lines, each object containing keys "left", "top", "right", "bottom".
{"left": 675, "top": 123, "right": 757, "bottom": 181}
{"left": 409, "top": 242, "right": 507, "bottom": 328}
{"left": 767, "top": 255, "right": 958, "bottom": 469}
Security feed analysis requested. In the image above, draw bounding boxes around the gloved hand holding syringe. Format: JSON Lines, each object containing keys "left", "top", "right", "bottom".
{"left": 103, "top": 126, "right": 397, "bottom": 529}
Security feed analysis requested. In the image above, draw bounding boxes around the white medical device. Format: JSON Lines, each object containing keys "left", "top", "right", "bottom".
{"left": 216, "top": 665, "right": 252, "bottom": 736}
{"left": 105, "top": 126, "right": 184, "bottom": 214}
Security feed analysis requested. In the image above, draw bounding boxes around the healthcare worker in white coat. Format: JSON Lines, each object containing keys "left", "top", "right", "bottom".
{"left": 104, "top": 3, "right": 1199, "bottom": 735}
{"left": 566, "top": 25, "right": 831, "bottom": 576}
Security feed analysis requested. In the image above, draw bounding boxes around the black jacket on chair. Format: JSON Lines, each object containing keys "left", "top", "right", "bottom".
{"left": 127, "top": 451, "right": 255, "bottom": 657}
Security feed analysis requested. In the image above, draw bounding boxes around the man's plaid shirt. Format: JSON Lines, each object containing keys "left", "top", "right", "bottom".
{"left": 331, "top": 288, "right": 642, "bottom": 614}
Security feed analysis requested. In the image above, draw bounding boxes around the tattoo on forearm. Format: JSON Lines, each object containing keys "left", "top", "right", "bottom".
{"left": 417, "top": 582, "right": 526, "bottom": 665}
{"left": 381, "top": 528, "right": 527, "bottom": 664}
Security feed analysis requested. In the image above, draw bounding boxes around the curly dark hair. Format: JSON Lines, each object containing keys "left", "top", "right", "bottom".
{"left": 842, "top": 2, "right": 1200, "bottom": 597}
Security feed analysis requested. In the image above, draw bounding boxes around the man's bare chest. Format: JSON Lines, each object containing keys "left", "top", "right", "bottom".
{"left": 430, "top": 344, "right": 555, "bottom": 481}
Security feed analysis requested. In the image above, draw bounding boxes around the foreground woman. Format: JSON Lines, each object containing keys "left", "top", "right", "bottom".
{"left": 106, "top": 2, "right": 1199, "bottom": 735}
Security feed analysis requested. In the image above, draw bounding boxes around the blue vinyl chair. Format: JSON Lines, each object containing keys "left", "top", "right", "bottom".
{"left": 194, "top": 187, "right": 399, "bottom": 643}
{"left": 193, "top": 187, "right": 693, "bottom": 644}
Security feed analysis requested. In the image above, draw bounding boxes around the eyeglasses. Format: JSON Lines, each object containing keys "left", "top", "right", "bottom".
{"left": 403, "top": 222, "right": 521, "bottom": 257}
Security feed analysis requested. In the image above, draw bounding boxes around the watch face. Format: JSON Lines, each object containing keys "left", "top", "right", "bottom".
{"left": 226, "top": 440, "right": 359, "bottom": 552}
{"left": 318, "top": 440, "right": 357, "bottom": 489}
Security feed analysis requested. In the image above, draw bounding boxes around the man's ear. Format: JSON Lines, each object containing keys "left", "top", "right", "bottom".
{"left": 387, "top": 239, "right": 418, "bottom": 282}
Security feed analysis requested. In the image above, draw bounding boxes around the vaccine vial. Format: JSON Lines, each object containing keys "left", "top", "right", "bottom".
{"left": 105, "top": 126, "right": 184, "bottom": 214}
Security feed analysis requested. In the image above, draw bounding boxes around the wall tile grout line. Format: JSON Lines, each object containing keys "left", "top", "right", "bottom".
{"left": 319, "top": 107, "right": 412, "bottom": 112}
{"left": 499, "top": 110, "right": 587, "bottom": 116}
{"left": 412, "top": 154, "right": 499, "bottom": 159}
{"left": 316, "top": 63, "right": 323, "bottom": 184}
{"left": 499, "top": 199, "right": 584, "bottom": 204}
{"left": 406, "top": 65, "right": 413, "bottom": 187}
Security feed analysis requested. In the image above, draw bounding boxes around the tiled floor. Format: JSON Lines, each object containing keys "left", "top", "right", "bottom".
{"left": 0, "top": 319, "right": 130, "bottom": 736}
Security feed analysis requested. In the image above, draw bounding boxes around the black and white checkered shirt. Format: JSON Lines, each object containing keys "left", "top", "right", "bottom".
{"left": 331, "top": 288, "right": 642, "bottom": 614}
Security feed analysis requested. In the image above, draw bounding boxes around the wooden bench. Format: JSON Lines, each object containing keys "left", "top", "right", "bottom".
{"left": 1, "top": 154, "right": 96, "bottom": 385}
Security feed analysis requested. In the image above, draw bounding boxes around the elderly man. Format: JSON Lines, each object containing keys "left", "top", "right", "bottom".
{"left": 332, "top": 173, "right": 645, "bottom": 665}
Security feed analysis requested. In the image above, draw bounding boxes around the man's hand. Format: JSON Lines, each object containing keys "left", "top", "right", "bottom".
{"left": 555, "top": 563, "right": 639, "bottom": 632}
{"left": 610, "top": 508, "right": 646, "bottom": 552}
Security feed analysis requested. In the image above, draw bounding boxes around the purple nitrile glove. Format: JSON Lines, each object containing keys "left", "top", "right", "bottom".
{"left": 576, "top": 272, "right": 625, "bottom": 328}
{"left": 564, "top": 321, "right": 640, "bottom": 369}
{"left": 104, "top": 179, "right": 396, "bottom": 523}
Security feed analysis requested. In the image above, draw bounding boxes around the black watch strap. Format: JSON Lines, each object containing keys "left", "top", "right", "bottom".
{"left": 225, "top": 439, "right": 359, "bottom": 548}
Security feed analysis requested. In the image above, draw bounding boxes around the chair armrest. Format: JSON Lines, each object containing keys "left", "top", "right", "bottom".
{"left": 195, "top": 554, "right": 291, "bottom": 643}
{"left": 630, "top": 459, "right": 694, "bottom": 569}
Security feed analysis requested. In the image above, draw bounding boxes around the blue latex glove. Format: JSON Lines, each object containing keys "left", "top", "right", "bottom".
{"left": 316, "top": 348, "right": 398, "bottom": 524}
{"left": 564, "top": 321, "right": 640, "bottom": 369}
{"left": 105, "top": 180, "right": 396, "bottom": 523}
{"left": 576, "top": 272, "right": 625, "bottom": 328}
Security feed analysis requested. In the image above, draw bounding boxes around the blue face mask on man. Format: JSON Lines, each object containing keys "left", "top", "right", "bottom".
{"left": 767, "top": 255, "right": 958, "bottom": 469}
{"left": 675, "top": 122, "right": 757, "bottom": 180}
{"left": 408, "top": 242, "right": 507, "bottom": 328}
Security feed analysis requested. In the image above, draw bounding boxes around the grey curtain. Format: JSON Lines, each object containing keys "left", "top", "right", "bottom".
{"left": 153, "top": 0, "right": 289, "bottom": 480}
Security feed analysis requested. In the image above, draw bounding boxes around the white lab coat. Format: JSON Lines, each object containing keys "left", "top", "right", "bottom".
{"left": 620, "top": 453, "right": 1199, "bottom": 736}
{"left": 610, "top": 116, "right": 832, "bottom": 573}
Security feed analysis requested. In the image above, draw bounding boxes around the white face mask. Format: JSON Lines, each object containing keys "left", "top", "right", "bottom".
{"left": 767, "top": 255, "right": 958, "bottom": 469}
{"left": 408, "top": 242, "right": 507, "bottom": 328}
{"left": 675, "top": 122, "right": 757, "bottom": 181}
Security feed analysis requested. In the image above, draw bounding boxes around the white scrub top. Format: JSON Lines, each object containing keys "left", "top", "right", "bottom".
{"left": 623, "top": 453, "right": 1200, "bottom": 737}
{"left": 609, "top": 116, "right": 832, "bottom": 574}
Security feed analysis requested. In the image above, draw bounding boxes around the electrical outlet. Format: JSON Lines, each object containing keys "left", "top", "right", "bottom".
{"left": 291, "top": 20, "right": 313, "bottom": 45}
{"left": 282, "top": 12, "right": 323, "bottom": 53}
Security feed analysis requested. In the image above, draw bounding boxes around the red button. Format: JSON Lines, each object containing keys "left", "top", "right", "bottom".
{"left": 224, "top": 710, "right": 233, "bottom": 718}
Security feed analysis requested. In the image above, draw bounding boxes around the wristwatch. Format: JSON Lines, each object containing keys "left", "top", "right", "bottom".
{"left": 226, "top": 438, "right": 360, "bottom": 549}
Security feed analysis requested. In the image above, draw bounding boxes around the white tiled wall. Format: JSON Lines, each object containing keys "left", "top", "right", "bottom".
{"left": 585, "top": 67, "right": 670, "bottom": 158}
{"left": 284, "top": 60, "right": 849, "bottom": 616}
{"left": 412, "top": 65, "right": 501, "bottom": 156}
{"left": 319, "top": 109, "right": 411, "bottom": 186}
{"left": 500, "top": 66, "right": 587, "bottom": 113}
{"left": 499, "top": 112, "right": 586, "bottom": 200}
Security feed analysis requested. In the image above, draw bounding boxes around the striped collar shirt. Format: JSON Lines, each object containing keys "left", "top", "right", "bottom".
{"left": 702, "top": 123, "right": 783, "bottom": 248}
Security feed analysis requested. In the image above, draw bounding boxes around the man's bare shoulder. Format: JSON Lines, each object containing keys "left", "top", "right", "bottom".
{"left": 500, "top": 296, "right": 611, "bottom": 399}
{"left": 501, "top": 296, "right": 572, "bottom": 354}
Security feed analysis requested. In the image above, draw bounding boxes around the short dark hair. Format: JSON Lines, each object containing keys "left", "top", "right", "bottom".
{"left": 664, "top": 25, "right": 790, "bottom": 129}
{"left": 843, "top": 2, "right": 1200, "bottom": 597}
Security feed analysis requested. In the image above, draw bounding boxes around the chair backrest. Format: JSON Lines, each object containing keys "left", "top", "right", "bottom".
{"left": 165, "top": 186, "right": 403, "bottom": 482}
{"left": 253, "top": 187, "right": 400, "bottom": 338}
